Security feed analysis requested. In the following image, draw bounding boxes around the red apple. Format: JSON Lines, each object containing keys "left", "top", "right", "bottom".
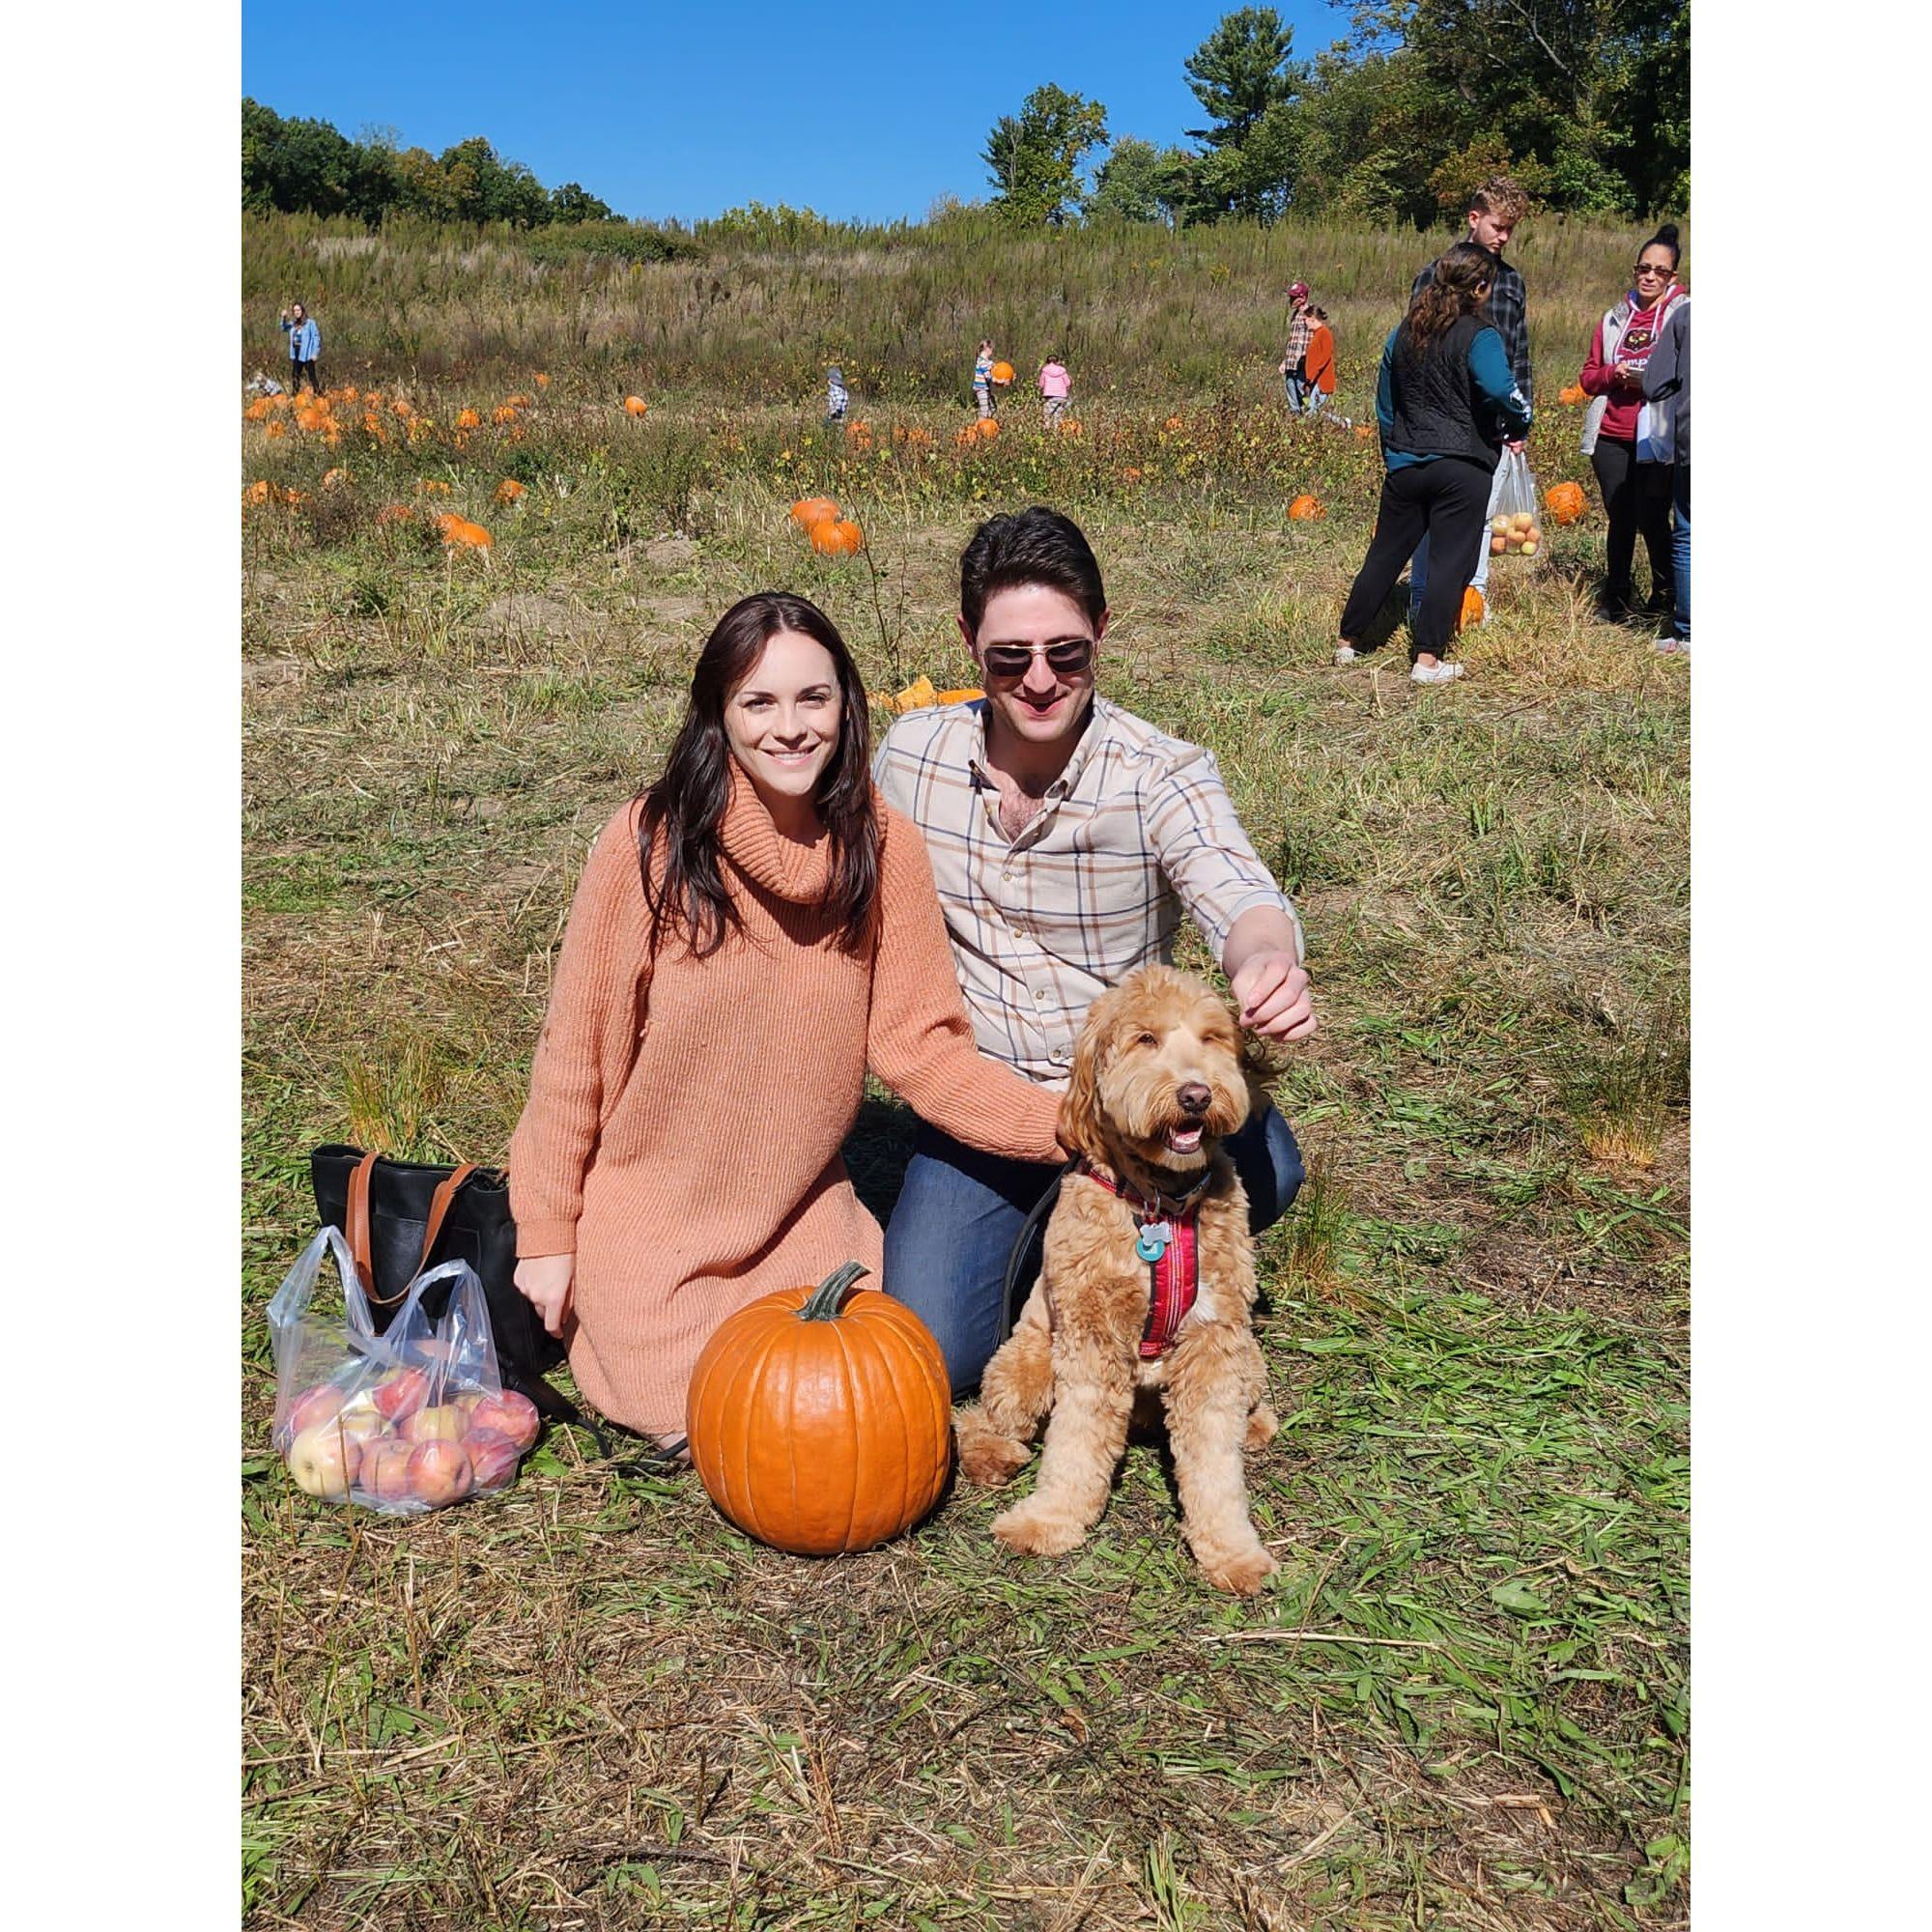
{"left": 402, "top": 1404, "right": 468, "bottom": 1444}
{"left": 407, "top": 1438, "right": 473, "bottom": 1506}
{"left": 361, "top": 1437, "right": 415, "bottom": 1502}
{"left": 287, "top": 1423, "right": 362, "bottom": 1499}
{"left": 463, "top": 1426, "right": 521, "bottom": 1491}
{"left": 288, "top": 1383, "right": 347, "bottom": 1435}
{"left": 469, "top": 1390, "right": 539, "bottom": 1452}
{"left": 371, "top": 1368, "right": 429, "bottom": 1421}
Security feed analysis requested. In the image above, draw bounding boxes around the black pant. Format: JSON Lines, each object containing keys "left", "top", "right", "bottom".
{"left": 291, "top": 359, "right": 320, "bottom": 395}
{"left": 1590, "top": 435, "right": 1675, "bottom": 609}
{"left": 1339, "top": 459, "right": 1493, "bottom": 660}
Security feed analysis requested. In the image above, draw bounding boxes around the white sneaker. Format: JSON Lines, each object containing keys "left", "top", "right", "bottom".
{"left": 1410, "top": 661, "right": 1464, "bottom": 685}
{"left": 1334, "top": 643, "right": 1359, "bottom": 664}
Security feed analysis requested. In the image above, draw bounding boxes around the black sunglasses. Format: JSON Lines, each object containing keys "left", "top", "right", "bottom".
{"left": 1633, "top": 262, "right": 1672, "bottom": 277}
{"left": 981, "top": 639, "right": 1095, "bottom": 678}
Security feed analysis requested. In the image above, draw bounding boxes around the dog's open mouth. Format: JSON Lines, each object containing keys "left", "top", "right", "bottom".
{"left": 1164, "top": 1122, "right": 1207, "bottom": 1156}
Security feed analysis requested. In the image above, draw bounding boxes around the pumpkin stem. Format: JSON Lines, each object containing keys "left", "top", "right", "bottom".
{"left": 799, "top": 1261, "right": 870, "bottom": 1321}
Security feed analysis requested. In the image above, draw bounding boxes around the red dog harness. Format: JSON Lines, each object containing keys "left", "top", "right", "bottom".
{"left": 1076, "top": 1158, "right": 1210, "bottom": 1358}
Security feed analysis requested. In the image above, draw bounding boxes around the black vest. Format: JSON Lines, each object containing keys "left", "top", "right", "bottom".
{"left": 1389, "top": 313, "right": 1505, "bottom": 472}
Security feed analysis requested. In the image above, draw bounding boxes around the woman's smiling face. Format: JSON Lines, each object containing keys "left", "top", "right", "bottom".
{"left": 723, "top": 630, "right": 842, "bottom": 819}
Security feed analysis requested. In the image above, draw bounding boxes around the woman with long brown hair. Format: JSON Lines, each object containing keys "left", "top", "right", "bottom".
{"left": 1334, "top": 242, "right": 1532, "bottom": 684}
{"left": 508, "top": 592, "right": 1065, "bottom": 1459}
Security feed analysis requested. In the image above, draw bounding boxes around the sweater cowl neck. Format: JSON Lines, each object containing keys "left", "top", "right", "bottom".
{"left": 719, "top": 762, "right": 837, "bottom": 904}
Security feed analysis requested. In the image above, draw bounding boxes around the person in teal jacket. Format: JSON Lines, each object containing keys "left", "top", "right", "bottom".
{"left": 279, "top": 302, "right": 321, "bottom": 394}
{"left": 1334, "top": 243, "right": 1531, "bottom": 686}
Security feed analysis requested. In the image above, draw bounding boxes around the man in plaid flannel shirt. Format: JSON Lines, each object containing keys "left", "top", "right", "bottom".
{"left": 1407, "top": 177, "right": 1535, "bottom": 623}
{"left": 873, "top": 506, "right": 1315, "bottom": 1394}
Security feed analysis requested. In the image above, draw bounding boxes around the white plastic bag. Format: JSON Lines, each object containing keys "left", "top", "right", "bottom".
{"left": 1487, "top": 447, "right": 1545, "bottom": 561}
{"left": 268, "top": 1227, "right": 539, "bottom": 1514}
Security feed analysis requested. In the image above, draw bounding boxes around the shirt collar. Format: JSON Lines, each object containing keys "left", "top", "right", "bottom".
{"left": 966, "top": 695, "right": 1105, "bottom": 800}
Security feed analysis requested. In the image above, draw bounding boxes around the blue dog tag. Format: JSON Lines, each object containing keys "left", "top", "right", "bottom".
{"left": 1136, "top": 1220, "right": 1172, "bottom": 1263}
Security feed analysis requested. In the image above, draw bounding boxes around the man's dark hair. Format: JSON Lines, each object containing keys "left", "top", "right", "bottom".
{"left": 960, "top": 506, "right": 1107, "bottom": 639}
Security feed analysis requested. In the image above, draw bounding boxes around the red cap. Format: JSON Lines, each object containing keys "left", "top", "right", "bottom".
{"left": 1288, "top": 281, "right": 1310, "bottom": 300}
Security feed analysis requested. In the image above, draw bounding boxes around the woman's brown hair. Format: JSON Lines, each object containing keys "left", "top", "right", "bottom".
{"left": 1405, "top": 242, "right": 1498, "bottom": 349}
{"left": 636, "top": 592, "right": 879, "bottom": 958}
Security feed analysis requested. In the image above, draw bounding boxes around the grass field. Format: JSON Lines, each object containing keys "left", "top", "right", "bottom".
{"left": 242, "top": 213, "right": 1688, "bottom": 1930}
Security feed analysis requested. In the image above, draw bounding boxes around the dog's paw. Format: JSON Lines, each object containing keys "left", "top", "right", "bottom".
{"left": 1242, "top": 1404, "right": 1279, "bottom": 1454}
{"left": 956, "top": 1425, "right": 1033, "bottom": 1489}
{"left": 1198, "top": 1542, "right": 1281, "bottom": 1597}
{"left": 991, "top": 1502, "right": 1088, "bottom": 1558}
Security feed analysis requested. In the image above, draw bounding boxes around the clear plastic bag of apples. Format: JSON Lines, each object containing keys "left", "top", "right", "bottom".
{"left": 1489, "top": 446, "right": 1544, "bottom": 560}
{"left": 268, "top": 1227, "right": 540, "bottom": 1513}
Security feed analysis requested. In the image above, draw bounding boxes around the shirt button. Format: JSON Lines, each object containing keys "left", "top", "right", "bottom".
{"left": 1035, "top": 987, "right": 1048, "bottom": 1003}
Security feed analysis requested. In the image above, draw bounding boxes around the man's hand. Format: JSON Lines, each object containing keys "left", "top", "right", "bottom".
{"left": 514, "top": 1253, "right": 575, "bottom": 1338}
{"left": 1229, "top": 950, "right": 1316, "bottom": 1042}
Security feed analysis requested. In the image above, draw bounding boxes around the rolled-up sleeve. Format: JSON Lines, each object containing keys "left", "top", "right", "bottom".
{"left": 1145, "top": 749, "right": 1302, "bottom": 962}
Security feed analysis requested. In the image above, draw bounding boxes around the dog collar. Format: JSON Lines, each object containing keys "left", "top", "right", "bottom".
{"left": 1075, "top": 1157, "right": 1206, "bottom": 1357}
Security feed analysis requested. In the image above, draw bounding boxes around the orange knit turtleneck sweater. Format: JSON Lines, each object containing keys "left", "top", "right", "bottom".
{"left": 508, "top": 773, "right": 1065, "bottom": 1438}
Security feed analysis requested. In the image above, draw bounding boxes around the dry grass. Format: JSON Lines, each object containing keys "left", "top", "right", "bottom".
{"left": 242, "top": 216, "right": 1689, "bottom": 1930}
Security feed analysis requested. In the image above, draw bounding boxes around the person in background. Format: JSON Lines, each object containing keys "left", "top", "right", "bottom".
{"left": 1578, "top": 223, "right": 1689, "bottom": 625}
{"left": 1037, "top": 353, "right": 1071, "bottom": 428}
{"left": 825, "top": 364, "right": 849, "bottom": 428}
{"left": 1334, "top": 242, "right": 1531, "bottom": 686}
{"left": 1407, "top": 178, "right": 1534, "bottom": 628}
{"left": 1299, "top": 306, "right": 1337, "bottom": 420}
{"left": 873, "top": 507, "right": 1314, "bottom": 1395}
{"left": 508, "top": 593, "right": 1065, "bottom": 1461}
{"left": 279, "top": 302, "right": 321, "bottom": 395}
{"left": 973, "top": 340, "right": 998, "bottom": 420}
{"left": 1640, "top": 293, "right": 1690, "bottom": 654}
{"left": 1277, "top": 281, "right": 1313, "bottom": 411}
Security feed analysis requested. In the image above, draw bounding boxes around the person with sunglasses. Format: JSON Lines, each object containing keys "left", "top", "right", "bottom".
{"left": 871, "top": 506, "right": 1316, "bottom": 1395}
{"left": 1578, "top": 223, "right": 1688, "bottom": 624}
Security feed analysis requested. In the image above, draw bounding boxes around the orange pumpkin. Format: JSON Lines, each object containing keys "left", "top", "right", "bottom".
{"left": 506, "top": 393, "right": 533, "bottom": 409}
{"left": 1354, "top": 424, "right": 1377, "bottom": 441}
{"left": 1559, "top": 383, "right": 1587, "bottom": 406}
{"left": 1163, "top": 415, "right": 1184, "bottom": 432}
{"left": 844, "top": 420, "right": 874, "bottom": 451}
{"left": 810, "top": 517, "right": 865, "bottom": 556}
{"left": 1546, "top": 480, "right": 1586, "bottom": 526}
{"left": 376, "top": 502, "right": 413, "bottom": 526}
{"left": 978, "top": 417, "right": 1001, "bottom": 440}
{"left": 321, "top": 467, "right": 349, "bottom": 491}
{"left": 494, "top": 478, "right": 526, "bottom": 504}
{"left": 991, "top": 360, "right": 1015, "bottom": 384}
{"left": 933, "top": 686, "right": 984, "bottom": 704}
{"left": 435, "top": 513, "right": 493, "bottom": 551}
{"left": 624, "top": 395, "right": 649, "bottom": 416}
{"left": 264, "top": 421, "right": 286, "bottom": 439}
{"left": 242, "top": 479, "right": 271, "bottom": 505}
{"left": 790, "top": 496, "right": 839, "bottom": 527}
{"left": 243, "top": 398, "right": 271, "bottom": 422}
{"left": 686, "top": 1262, "right": 952, "bottom": 1554}
{"left": 455, "top": 408, "right": 481, "bottom": 430}
{"left": 533, "top": 373, "right": 551, "bottom": 389}
{"left": 1057, "top": 417, "right": 1083, "bottom": 437}
{"left": 1288, "top": 495, "right": 1323, "bottom": 521}
{"left": 1458, "top": 587, "right": 1486, "bottom": 632}
{"left": 493, "top": 404, "right": 520, "bottom": 425}
{"left": 955, "top": 425, "right": 980, "bottom": 448}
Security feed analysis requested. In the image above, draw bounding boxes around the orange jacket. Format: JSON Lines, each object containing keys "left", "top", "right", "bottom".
{"left": 1303, "top": 325, "right": 1336, "bottom": 394}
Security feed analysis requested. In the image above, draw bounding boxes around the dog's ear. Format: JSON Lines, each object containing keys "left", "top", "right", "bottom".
{"left": 1057, "top": 990, "right": 1119, "bottom": 1162}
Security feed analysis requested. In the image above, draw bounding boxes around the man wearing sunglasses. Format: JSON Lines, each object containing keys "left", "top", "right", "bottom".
{"left": 872, "top": 505, "right": 1315, "bottom": 1395}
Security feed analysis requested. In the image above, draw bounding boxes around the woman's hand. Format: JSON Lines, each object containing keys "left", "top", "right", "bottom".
{"left": 515, "top": 1253, "right": 576, "bottom": 1338}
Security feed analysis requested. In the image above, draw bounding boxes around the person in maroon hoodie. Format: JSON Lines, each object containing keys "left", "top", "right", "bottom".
{"left": 1577, "top": 223, "right": 1689, "bottom": 622}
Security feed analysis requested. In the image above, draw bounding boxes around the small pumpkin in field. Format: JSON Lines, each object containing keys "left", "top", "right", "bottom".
{"left": 435, "top": 512, "right": 493, "bottom": 551}
{"left": 810, "top": 517, "right": 865, "bottom": 556}
{"left": 934, "top": 686, "right": 984, "bottom": 705}
{"left": 533, "top": 372, "right": 550, "bottom": 389}
{"left": 844, "top": 420, "right": 874, "bottom": 451}
{"left": 242, "top": 479, "right": 271, "bottom": 505}
{"left": 686, "top": 1262, "right": 952, "bottom": 1555}
{"left": 1164, "top": 414, "right": 1184, "bottom": 433}
{"left": 1559, "top": 383, "right": 1586, "bottom": 406}
{"left": 492, "top": 404, "right": 520, "bottom": 425}
{"left": 1458, "top": 587, "right": 1486, "bottom": 632}
{"left": 991, "top": 360, "right": 1015, "bottom": 385}
{"left": 624, "top": 395, "right": 649, "bottom": 417}
{"left": 455, "top": 408, "right": 482, "bottom": 430}
{"left": 955, "top": 424, "right": 980, "bottom": 448}
{"left": 1546, "top": 480, "right": 1587, "bottom": 526}
{"left": 1354, "top": 423, "right": 1377, "bottom": 441}
{"left": 1288, "top": 494, "right": 1323, "bottom": 521}
{"left": 494, "top": 477, "right": 526, "bottom": 505}
{"left": 243, "top": 398, "right": 271, "bottom": 422}
{"left": 1058, "top": 417, "right": 1083, "bottom": 437}
{"left": 977, "top": 417, "right": 1001, "bottom": 440}
{"left": 790, "top": 496, "right": 838, "bottom": 528}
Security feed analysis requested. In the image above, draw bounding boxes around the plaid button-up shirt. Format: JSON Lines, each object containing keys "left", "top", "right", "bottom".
{"left": 873, "top": 696, "right": 1299, "bottom": 1085}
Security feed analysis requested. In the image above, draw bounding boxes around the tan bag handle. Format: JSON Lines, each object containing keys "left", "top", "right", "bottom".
{"left": 345, "top": 1152, "right": 479, "bottom": 1307}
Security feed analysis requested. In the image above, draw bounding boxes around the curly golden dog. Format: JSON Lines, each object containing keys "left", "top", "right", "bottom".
{"left": 954, "top": 963, "right": 1281, "bottom": 1595}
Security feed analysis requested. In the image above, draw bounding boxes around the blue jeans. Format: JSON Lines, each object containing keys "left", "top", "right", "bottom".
{"left": 1284, "top": 372, "right": 1309, "bottom": 412}
{"left": 883, "top": 1105, "right": 1305, "bottom": 1397}
{"left": 1670, "top": 462, "right": 1690, "bottom": 639}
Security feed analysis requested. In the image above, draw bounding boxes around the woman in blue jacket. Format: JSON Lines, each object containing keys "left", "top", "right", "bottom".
{"left": 279, "top": 302, "right": 321, "bottom": 395}
{"left": 1334, "top": 243, "right": 1532, "bottom": 685}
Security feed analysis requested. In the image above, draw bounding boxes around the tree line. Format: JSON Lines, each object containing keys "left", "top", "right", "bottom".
{"left": 244, "top": 3, "right": 1687, "bottom": 237}
{"left": 995, "top": 3, "right": 1688, "bottom": 228}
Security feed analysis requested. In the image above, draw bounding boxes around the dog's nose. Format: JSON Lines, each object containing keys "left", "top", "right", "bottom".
{"left": 1178, "top": 1082, "right": 1211, "bottom": 1116}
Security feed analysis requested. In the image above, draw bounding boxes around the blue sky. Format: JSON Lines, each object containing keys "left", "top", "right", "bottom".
{"left": 242, "top": 1, "right": 1350, "bottom": 225}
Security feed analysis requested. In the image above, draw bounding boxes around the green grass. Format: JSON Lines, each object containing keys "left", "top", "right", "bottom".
{"left": 242, "top": 221, "right": 1687, "bottom": 1929}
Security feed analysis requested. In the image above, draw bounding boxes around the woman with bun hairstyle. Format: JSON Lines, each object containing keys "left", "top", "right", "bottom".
{"left": 1577, "top": 222, "right": 1689, "bottom": 622}
{"left": 508, "top": 592, "right": 1065, "bottom": 1460}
